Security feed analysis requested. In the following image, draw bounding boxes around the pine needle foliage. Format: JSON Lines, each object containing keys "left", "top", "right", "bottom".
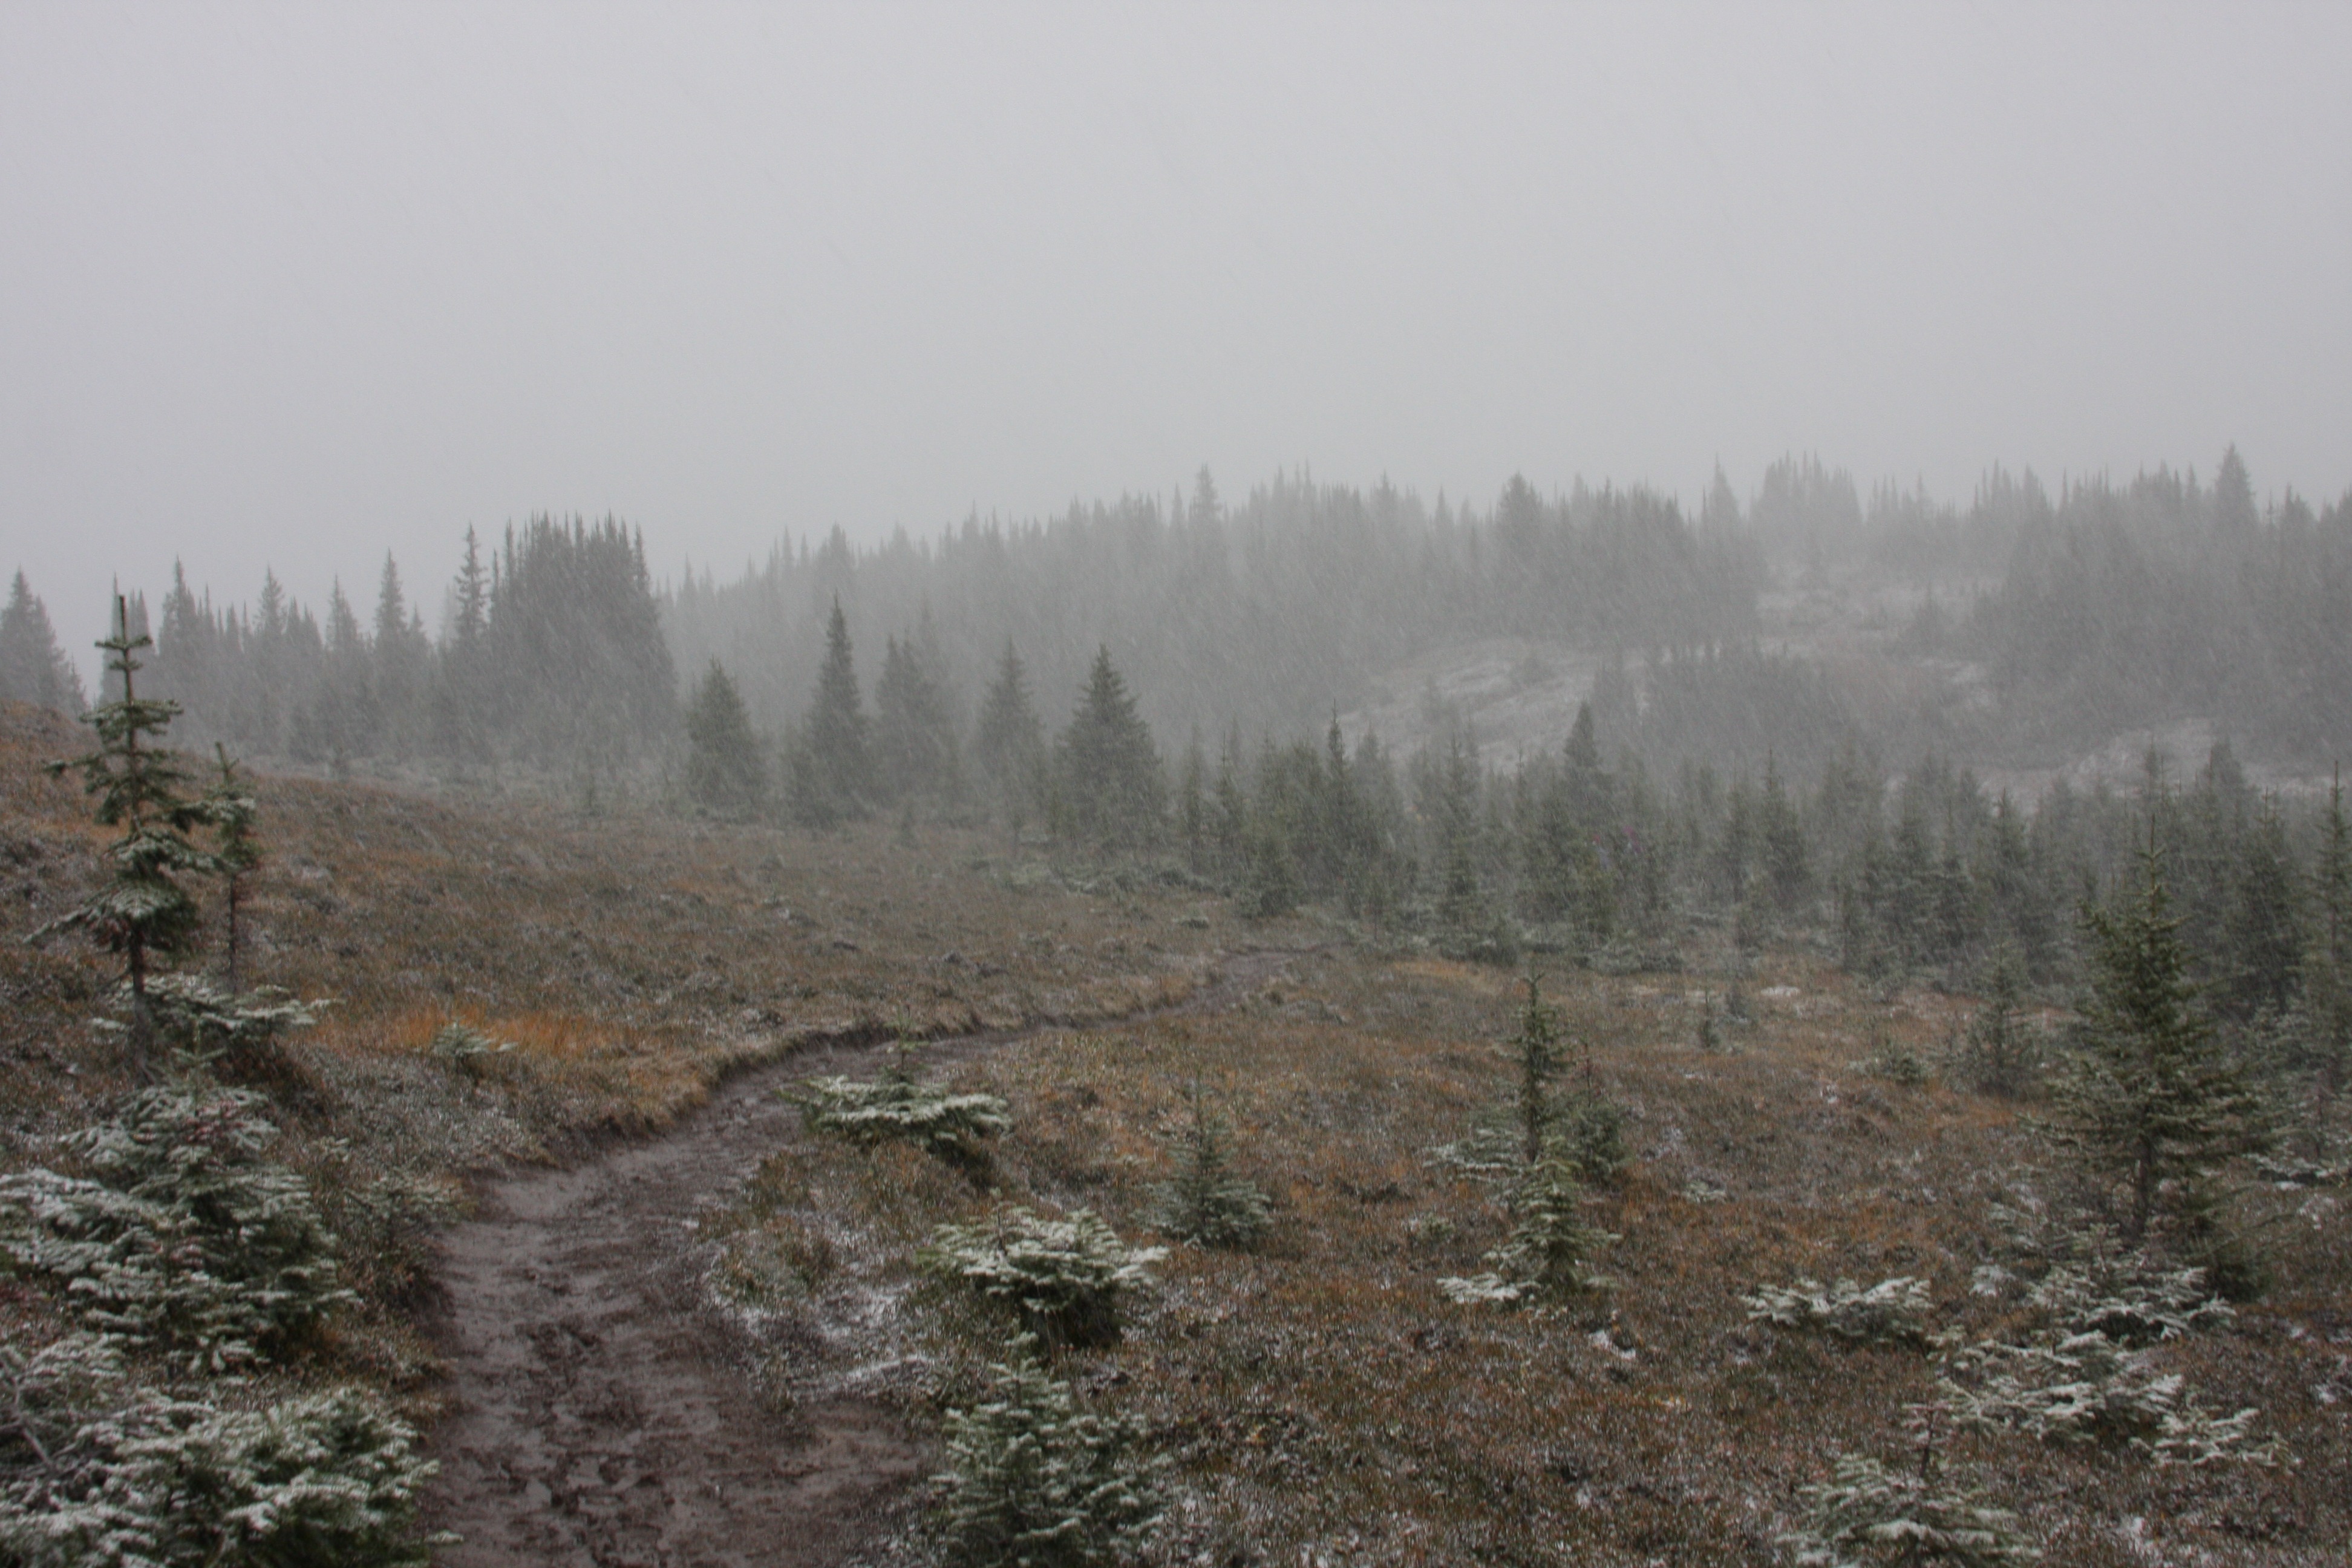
{"left": 930, "top": 1339, "right": 1164, "bottom": 1568}
{"left": 1439, "top": 1154, "right": 1616, "bottom": 1305}
{"left": 0, "top": 1087, "right": 348, "bottom": 1371}
{"left": 0, "top": 1334, "right": 436, "bottom": 1568}
{"left": 1782, "top": 1451, "right": 2038, "bottom": 1567}
{"left": 31, "top": 603, "right": 218, "bottom": 1079}
{"left": 794, "top": 1065, "right": 1011, "bottom": 1166}
{"left": 919, "top": 1207, "right": 1164, "bottom": 1350}
{"left": 2054, "top": 841, "right": 2272, "bottom": 1242}
{"left": 1743, "top": 1276, "right": 1936, "bottom": 1347}
{"left": 1149, "top": 1085, "right": 1270, "bottom": 1250}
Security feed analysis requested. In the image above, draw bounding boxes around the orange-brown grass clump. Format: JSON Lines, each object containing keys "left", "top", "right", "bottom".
{"left": 0, "top": 699, "right": 1243, "bottom": 1397}
{"left": 750, "top": 942, "right": 2351, "bottom": 1566}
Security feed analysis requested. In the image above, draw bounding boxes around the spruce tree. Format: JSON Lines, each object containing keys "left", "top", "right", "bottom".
{"left": 1955, "top": 947, "right": 2034, "bottom": 1099}
{"left": 791, "top": 597, "right": 871, "bottom": 828}
{"left": 32, "top": 600, "right": 217, "bottom": 1079}
{"left": 0, "top": 569, "right": 88, "bottom": 713}
{"left": 2220, "top": 800, "right": 2301, "bottom": 1022}
{"left": 973, "top": 639, "right": 1045, "bottom": 848}
{"left": 204, "top": 744, "right": 261, "bottom": 995}
{"left": 1055, "top": 646, "right": 1161, "bottom": 850}
{"left": 2054, "top": 837, "right": 2271, "bottom": 1243}
{"left": 2304, "top": 771, "right": 2352, "bottom": 1114}
{"left": 684, "top": 659, "right": 766, "bottom": 815}
{"left": 1151, "top": 1083, "right": 1271, "bottom": 1249}
{"left": 874, "top": 629, "right": 959, "bottom": 811}
{"left": 1511, "top": 975, "right": 1563, "bottom": 1165}
{"left": 1177, "top": 727, "right": 1208, "bottom": 872}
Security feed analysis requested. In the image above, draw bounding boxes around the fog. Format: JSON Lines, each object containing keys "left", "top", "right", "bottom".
{"left": 4, "top": 2, "right": 2349, "bottom": 684}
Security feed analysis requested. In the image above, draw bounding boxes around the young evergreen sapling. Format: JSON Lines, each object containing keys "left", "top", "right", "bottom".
{"left": 2053, "top": 836, "right": 2272, "bottom": 1244}
{"left": 31, "top": 599, "right": 217, "bottom": 1080}
{"left": 1150, "top": 1083, "right": 1270, "bottom": 1249}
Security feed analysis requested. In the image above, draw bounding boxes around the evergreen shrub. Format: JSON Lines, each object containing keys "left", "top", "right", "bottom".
{"left": 919, "top": 1207, "right": 1163, "bottom": 1349}
{"left": 0, "top": 1333, "right": 436, "bottom": 1568}
{"left": 930, "top": 1340, "right": 1163, "bottom": 1568}
{"left": 794, "top": 1070, "right": 1011, "bottom": 1165}
{"left": 0, "top": 1087, "right": 347, "bottom": 1371}
{"left": 1149, "top": 1088, "right": 1270, "bottom": 1249}
{"left": 1782, "top": 1451, "right": 2037, "bottom": 1566}
{"left": 1743, "top": 1276, "right": 1935, "bottom": 1346}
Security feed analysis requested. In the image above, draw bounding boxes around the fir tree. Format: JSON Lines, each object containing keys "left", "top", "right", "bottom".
{"left": 973, "top": 640, "right": 1045, "bottom": 848}
{"left": 203, "top": 745, "right": 261, "bottom": 995}
{"left": 2301, "top": 769, "right": 2352, "bottom": 1118}
{"left": 1955, "top": 947, "right": 2035, "bottom": 1099}
{"left": 434, "top": 526, "right": 493, "bottom": 763}
{"left": 684, "top": 659, "right": 766, "bottom": 815}
{"left": 1210, "top": 723, "right": 1249, "bottom": 876}
{"left": 1760, "top": 752, "right": 1809, "bottom": 910}
{"left": 2220, "top": 800, "right": 2301, "bottom": 1022}
{"left": 1512, "top": 976, "right": 1563, "bottom": 1166}
{"left": 1176, "top": 727, "right": 1208, "bottom": 872}
{"left": 874, "top": 627, "right": 960, "bottom": 812}
{"left": 2054, "top": 837, "right": 2272, "bottom": 1243}
{"left": 0, "top": 569, "right": 88, "bottom": 713}
{"left": 791, "top": 597, "right": 871, "bottom": 828}
{"left": 31, "top": 600, "right": 217, "bottom": 1079}
{"left": 1054, "top": 646, "right": 1161, "bottom": 850}
{"left": 1151, "top": 1083, "right": 1271, "bottom": 1249}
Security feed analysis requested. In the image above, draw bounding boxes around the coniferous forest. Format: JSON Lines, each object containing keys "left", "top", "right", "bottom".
{"left": 6, "top": 449, "right": 2349, "bottom": 1005}
{"left": 7, "top": 448, "right": 2352, "bottom": 1567}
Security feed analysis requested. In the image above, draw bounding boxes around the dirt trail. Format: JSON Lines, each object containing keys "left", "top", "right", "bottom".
{"left": 420, "top": 950, "right": 1298, "bottom": 1567}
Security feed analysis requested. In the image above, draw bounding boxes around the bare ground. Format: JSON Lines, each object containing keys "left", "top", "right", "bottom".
{"left": 420, "top": 950, "right": 1298, "bottom": 1568}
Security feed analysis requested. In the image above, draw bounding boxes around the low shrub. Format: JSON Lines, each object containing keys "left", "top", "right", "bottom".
{"left": 919, "top": 1207, "right": 1163, "bottom": 1349}
{"left": 0, "top": 1086, "right": 348, "bottom": 1371}
{"left": 1937, "top": 1250, "right": 2278, "bottom": 1464}
{"left": 0, "top": 1334, "right": 436, "bottom": 1568}
{"left": 795, "top": 1069, "right": 1011, "bottom": 1165}
{"left": 1782, "top": 1451, "right": 2038, "bottom": 1566}
{"left": 427, "top": 1022, "right": 514, "bottom": 1079}
{"left": 2026, "top": 1256, "right": 2229, "bottom": 1345}
{"left": 1743, "top": 1276, "right": 1935, "bottom": 1346}
{"left": 930, "top": 1340, "right": 1163, "bottom": 1568}
{"left": 1149, "top": 1088, "right": 1270, "bottom": 1250}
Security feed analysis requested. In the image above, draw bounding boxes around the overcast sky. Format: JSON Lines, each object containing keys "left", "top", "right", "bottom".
{"left": 4, "top": 2, "right": 2348, "bottom": 678}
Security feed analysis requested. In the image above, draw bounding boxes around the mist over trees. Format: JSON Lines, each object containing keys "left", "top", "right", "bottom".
{"left": 666, "top": 466, "right": 1762, "bottom": 752}
{"left": 3, "top": 449, "right": 2344, "bottom": 1022}
{"left": 0, "top": 570, "right": 86, "bottom": 714}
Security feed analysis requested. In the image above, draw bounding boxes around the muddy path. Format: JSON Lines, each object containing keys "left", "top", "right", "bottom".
{"left": 419, "top": 949, "right": 1301, "bottom": 1567}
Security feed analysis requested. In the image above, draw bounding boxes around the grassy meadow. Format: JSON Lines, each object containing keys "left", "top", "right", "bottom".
{"left": 2, "top": 697, "right": 2347, "bottom": 1564}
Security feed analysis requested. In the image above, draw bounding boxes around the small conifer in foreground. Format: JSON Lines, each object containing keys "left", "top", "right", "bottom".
{"left": 930, "top": 1338, "right": 1163, "bottom": 1568}
{"left": 31, "top": 599, "right": 217, "bottom": 1079}
{"left": 1150, "top": 1083, "right": 1270, "bottom": 1249}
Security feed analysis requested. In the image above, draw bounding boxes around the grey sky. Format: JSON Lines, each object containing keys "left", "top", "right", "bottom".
{"left": 4, "top": 2, "right": 2347, "bottom": 681}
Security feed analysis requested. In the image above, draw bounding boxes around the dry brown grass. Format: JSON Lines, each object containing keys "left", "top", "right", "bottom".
{"left": 0, "top": 698, "right": 1241, "bottom": 1400}
{"left": 765, "top": 946, "right": 2352, "bottom": 1566}
{"left": 4, "top": 697, "right": 2345, "bottom": 1564}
